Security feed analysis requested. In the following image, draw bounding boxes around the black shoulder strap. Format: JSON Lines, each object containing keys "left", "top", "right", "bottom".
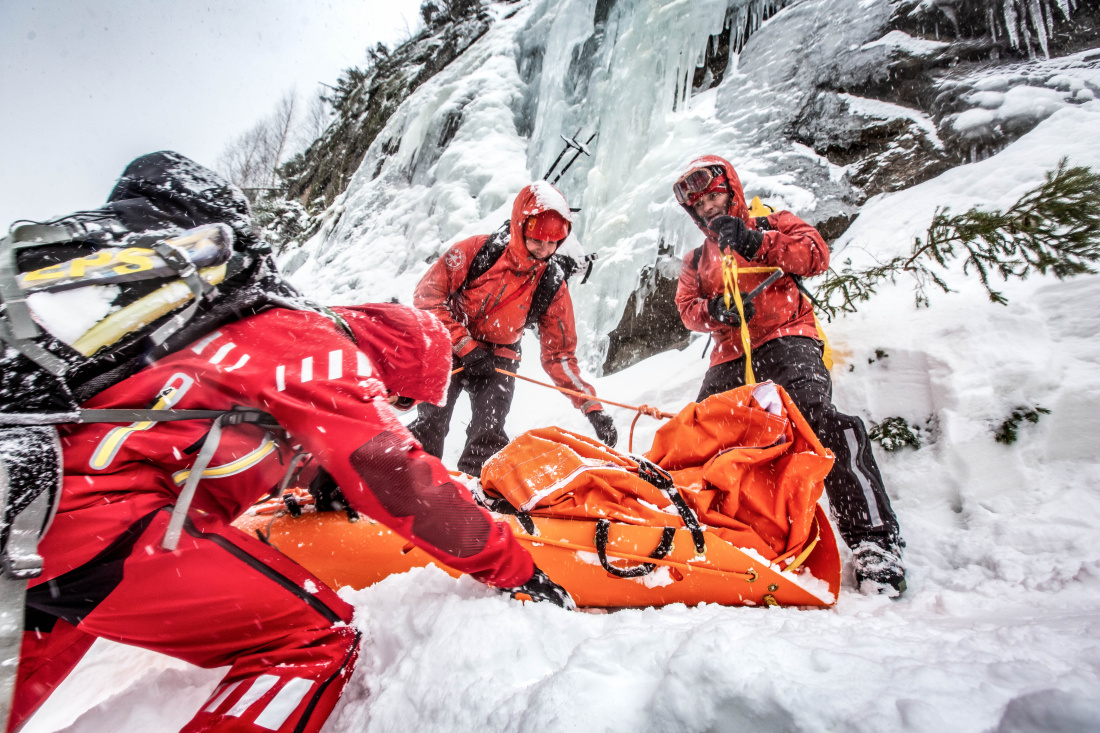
{"left": 526, "top": 256, "right": 567, "bottom": 329}
{"left": 457, "top": 220, "right": 510, "bottom": 293}
{"left": 691, "top": 247, "right": 703, "bottom": 271}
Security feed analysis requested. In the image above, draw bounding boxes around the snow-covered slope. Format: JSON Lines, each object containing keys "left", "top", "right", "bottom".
{"left": 27, "top": 100, "right": 1100, "bottom": 732}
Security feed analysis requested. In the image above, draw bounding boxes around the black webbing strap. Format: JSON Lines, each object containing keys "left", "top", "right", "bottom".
{"left": 458, "top": 222, "right": 510, "bottom": 291}
{"left": 0, "top": 408, "right": 278, "bottom": 428}
{"left": 635, "top": 457, "right": 707, "bottom": 554}
{"left": 477, "top": 491, "right": 537, "bottom": 536}
{"left": 0, "top": 226, "right": 76, "bottom": 374}
{"left": 145, "top": 240, "right": 219, "bottom": 348}
{"left": 594, "top": 519, "right": 675, "bottom": 578}
{"left": 0, "top": 319, "right": 68, "bottom": 377}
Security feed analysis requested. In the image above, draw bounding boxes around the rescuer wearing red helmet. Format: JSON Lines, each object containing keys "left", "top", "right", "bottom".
{"left": 673, "top": 155, "right": 906, "bottom": 595}
{"left": 410, "top": 182, "right": 616, "bottom": 476}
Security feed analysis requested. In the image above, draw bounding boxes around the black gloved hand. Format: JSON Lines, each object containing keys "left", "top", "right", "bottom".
{"left": 707, "top": 294, "right": 755, "bottom": 326}
{"left": 459, "top": 347, "right": 496, "bottom": 380}
{"left": 586, "top": 409, "right": 618, "bottom": 448}
{"left": 709, "top": 214, "right": 764, "bottom": 260}
{"left": 506, "top": 566, "right": 576, "bottom": 610}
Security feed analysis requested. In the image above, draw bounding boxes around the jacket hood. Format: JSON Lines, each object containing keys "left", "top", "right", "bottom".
{"left": 331, "top": 303, "right": 452, "bottom": 406}
{"left": 507, "top": 181, "right": 573, "bottom": 261}
{"left": 676, "top": 155, "right": 749, "bottom": 234}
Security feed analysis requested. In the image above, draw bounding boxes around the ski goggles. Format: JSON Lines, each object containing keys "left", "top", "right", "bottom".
{"left": 673, "top": 166, "right": 728, "bottom": 206}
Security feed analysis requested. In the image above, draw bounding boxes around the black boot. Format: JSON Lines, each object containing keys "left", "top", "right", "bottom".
{"left": 851, "top": 538, "right": 906, "bottom": 595}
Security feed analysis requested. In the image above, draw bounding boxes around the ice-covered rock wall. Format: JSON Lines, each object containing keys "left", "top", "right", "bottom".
{"left": 283, "top": 0, "right": 1096, "bottom": 374}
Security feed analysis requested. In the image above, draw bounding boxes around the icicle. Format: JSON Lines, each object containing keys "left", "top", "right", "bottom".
{"left": 1003, "top": 0, "right": 1020, "bottom": 50}
{"left": 1027, "top": 0, "right": 1048, "bottom": 57}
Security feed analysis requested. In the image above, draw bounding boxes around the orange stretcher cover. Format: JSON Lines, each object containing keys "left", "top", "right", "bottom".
{"left": 482, "top": 382, "right": 834, "bottom": 563}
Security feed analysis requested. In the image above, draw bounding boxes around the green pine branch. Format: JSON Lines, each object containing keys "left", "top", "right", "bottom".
{"left": 814, "top": 160, "right": 1100, "bottom": 317}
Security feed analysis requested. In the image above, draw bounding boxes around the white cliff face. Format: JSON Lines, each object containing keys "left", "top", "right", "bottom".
{"left": 284, "top": 0, "right": 1097, "bottom": 374}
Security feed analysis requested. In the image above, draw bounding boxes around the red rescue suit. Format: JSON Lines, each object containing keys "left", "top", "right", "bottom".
{"left": 413, "top": 184, "right": 601, "bottom": 413}
{"left": 675, "top": 154, "right": 829, "bottom": 368}
{"left": 12, "top": 303, "right": 533, "bottom": 733}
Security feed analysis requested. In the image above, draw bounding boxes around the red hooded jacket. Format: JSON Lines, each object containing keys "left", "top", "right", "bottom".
{"left": 674, "top": 155, "right": 829, "bottom": 367}
{"left": 40, "top": 302, "right": 534, "bottom": 590}
{"left": 414, "top": 183, "right": 602, "bottom": 413}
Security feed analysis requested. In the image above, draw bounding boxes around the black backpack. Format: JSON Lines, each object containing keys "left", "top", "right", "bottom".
{"left": 456, "top": 221, "right": 571, "bottom": 330}
{"left": 0, "top": 153, "right": 325, "bottom": 654}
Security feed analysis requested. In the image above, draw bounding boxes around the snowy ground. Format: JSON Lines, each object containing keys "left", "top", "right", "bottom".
{"left": 24, "top": 100, "right": 1100, "bottom": 731}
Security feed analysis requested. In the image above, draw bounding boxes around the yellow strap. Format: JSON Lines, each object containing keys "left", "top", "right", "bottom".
{"left": 721, "top": 260, "right": 780, "bottom": 386}
{"left": 813, "top": 310, "right": 834, "bottom": 371}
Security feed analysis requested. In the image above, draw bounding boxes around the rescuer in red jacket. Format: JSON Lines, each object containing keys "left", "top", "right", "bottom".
{"left": 410, "top": 182, "right": 616, "bottom": 475}
{"left": 11, "top": 302, "right": 570, "bottom": 733}
{"left": 673, "top": 155, "right": 906, "bottom": 594}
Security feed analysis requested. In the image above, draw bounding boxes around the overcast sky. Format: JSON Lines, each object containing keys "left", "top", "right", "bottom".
{"left": 0, "top": 0, "right": 423, "bottom": 229}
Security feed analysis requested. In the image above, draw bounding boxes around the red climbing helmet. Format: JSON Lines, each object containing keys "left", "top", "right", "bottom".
{"left": 524, "top": 210, "right": 571, "bottom": 242}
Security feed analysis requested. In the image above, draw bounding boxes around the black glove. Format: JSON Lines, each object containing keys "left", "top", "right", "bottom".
{"left": 506, "top": 566, "right": 576, "bottom": 610}
{"left": 707, "top": 294, "right": 755, "bottom": 326}
{"left": 586, "top": 409, "right": 618, "bottom": 448}
{"left": 459, "top": 347, "right": 496, "bottom": 380}
{"left": 709, "top": 215, "right": 764, "bottom": 260}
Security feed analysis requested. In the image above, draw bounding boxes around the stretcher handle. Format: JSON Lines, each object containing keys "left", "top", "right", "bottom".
{"left": 595, "top": 519, "right": 675, "bottom": 578}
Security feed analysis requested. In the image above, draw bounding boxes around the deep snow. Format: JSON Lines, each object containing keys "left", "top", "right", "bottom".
{"left": 23, "top": 100, "right": 1100, "bottom": 732}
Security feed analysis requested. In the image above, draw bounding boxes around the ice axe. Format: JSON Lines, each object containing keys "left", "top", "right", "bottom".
{"left": 701, "top": 268, "right": 785, "bottom": 358}
{"left": 544, "top": 131, "right": 597, "bottom": 184}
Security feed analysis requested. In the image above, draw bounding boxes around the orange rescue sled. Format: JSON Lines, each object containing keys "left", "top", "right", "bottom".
{"left": 233, "top": 384, "right": 841, "bottom": 608}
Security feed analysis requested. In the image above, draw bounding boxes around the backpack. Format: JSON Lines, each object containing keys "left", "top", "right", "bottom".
{"left": 0, "top": 153, "right": 327, "bottom": 660}
{"left": 455, "top": 221, "right": 571, "bottom": 330}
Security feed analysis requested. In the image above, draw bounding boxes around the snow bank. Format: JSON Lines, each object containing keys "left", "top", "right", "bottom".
{"left": 32, "top": 99, "right": 1100, "bottom": 733}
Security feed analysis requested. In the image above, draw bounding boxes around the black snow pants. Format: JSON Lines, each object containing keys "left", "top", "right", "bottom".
{"left": 698, "top": 336, "right": 901, "bottom": 550}
{"left": 408, "top": 353, "right": 518, "bottom": 476}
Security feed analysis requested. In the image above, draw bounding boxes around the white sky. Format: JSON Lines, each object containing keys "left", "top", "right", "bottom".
{"left": 0, "top": 0, "right": 424, "bottom": 229}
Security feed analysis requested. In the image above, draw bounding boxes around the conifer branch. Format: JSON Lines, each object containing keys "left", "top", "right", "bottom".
{"left": 814, "top": 160, "right": 1100, "bottom": 317}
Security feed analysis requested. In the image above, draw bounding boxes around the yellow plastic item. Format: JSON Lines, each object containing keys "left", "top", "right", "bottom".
{"left": 72, "top": 264, "right": 227, "bottom": 356}
{"left": 747, "top": 195, "right": 775, "bottom": 218}
{"left": 744, "top": 196, "right": 833, "bottom": 371}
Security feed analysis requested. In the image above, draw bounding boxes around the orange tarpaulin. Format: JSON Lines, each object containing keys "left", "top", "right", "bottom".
{"left": 481, "top": 382, "right": 834, "bottom": 561}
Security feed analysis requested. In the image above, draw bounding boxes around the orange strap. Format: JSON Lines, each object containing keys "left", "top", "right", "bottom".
{"left": 450, "top": 366, "right": 674, "bottom": 451}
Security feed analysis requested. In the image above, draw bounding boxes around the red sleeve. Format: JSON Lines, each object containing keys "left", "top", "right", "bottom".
{"left": 675, "top": 247, "right": 723, "bottom": 334}
{"left": 754, "top": 211, "right": 829, "bottom": 276}
{"left": 413, "top": 235, "right": 489, "bottom": 358}
{"left": 226, "top": 312, "right": 533, "bottom": 588}
{"left": 537, "top": 286, "right": 603, "bottom": 413}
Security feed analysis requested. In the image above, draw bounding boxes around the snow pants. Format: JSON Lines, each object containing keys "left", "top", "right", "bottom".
{"left": 698, "top": 336, "right": 902, "bottom": 549}
{"left": 12, "top": 507, "right": 359, "bottom": 733}
{"left": 409, "top": 354, "right": 519, "bottom": 476}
